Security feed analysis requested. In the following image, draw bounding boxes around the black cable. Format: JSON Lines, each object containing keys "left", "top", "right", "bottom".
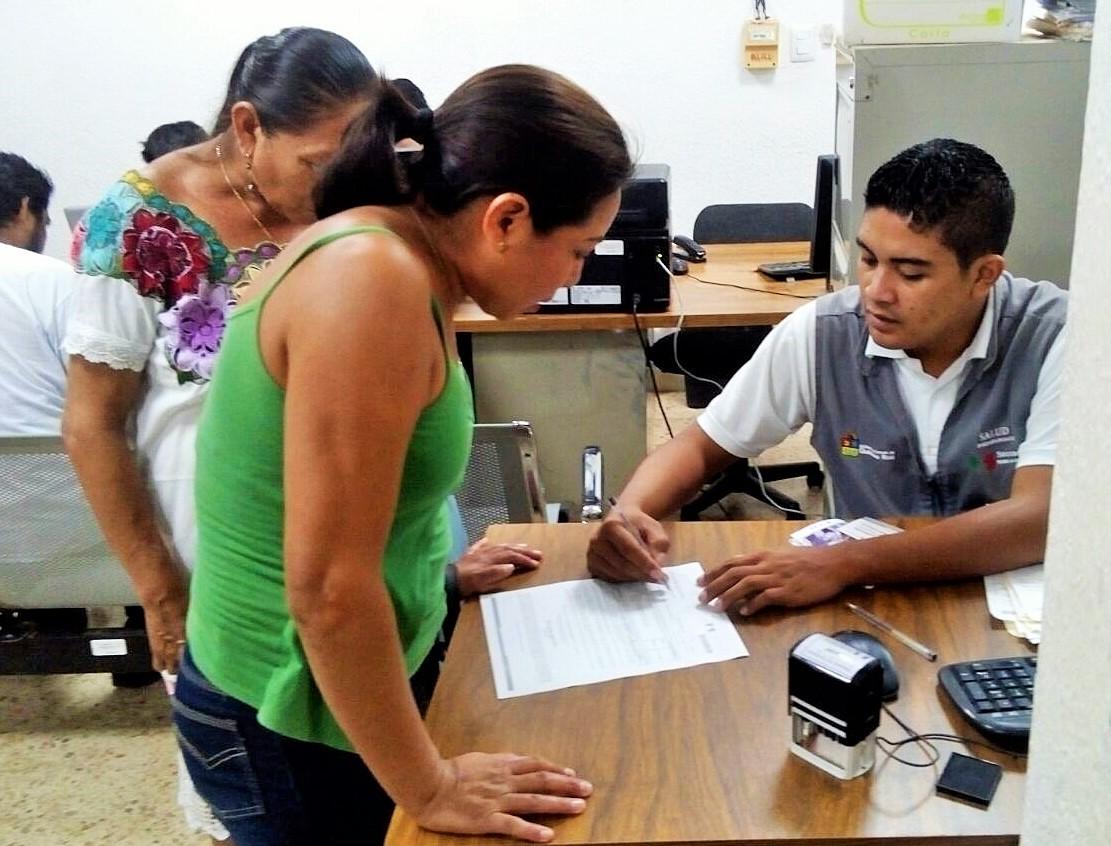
{"left": 877, "top": 704, "right": 1028, "bottom": 771}
{"left": 630, "top": 299, "right": 674, "bottom": 439}
{"left": 689, "top": 273, "right": 818, "bottom": 300}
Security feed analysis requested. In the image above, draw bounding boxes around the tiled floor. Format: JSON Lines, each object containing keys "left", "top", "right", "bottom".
{"left": 0, "top": 672, "right": 206, "bottom": 846}
{"left": 0, "top": 381, "right": 824, "bottom": 845}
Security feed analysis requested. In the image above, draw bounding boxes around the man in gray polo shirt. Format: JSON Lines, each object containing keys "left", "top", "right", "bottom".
{"left": 587, "top": 139, "right": 1066, "bottom": 616}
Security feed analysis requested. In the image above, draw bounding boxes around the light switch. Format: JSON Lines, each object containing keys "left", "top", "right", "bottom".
{"left": 790, "top": 27, "right": 817, "bottom": 63}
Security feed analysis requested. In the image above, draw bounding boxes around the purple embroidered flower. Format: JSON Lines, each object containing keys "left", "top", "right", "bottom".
{"left": 225, "top": 242, "right": 281, "bottom": 286}
{"left": 158, "top": 282, "right": 233, "bottom": 383}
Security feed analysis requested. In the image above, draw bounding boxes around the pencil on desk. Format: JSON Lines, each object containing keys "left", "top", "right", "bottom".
{"left": 846, "top": 602, "right": 938, "bottom": 662}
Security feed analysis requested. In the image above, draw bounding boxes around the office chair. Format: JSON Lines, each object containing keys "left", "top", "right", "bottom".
{"left": 455, "top": 421, "right": 556, "bottom": 545}
{"left": 63, "top": 206, "right": 89, "bottom": 232}
{"left": 653, "top": 203, "right": 824, "bottom": 519}
{"left": 0, "top": 436, "right": 153, "bottom": 676}
{"left": 692, "top": 203, "right": 813, "bottom": 244}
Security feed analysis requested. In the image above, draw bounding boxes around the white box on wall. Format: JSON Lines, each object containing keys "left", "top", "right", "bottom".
{"left": 843, "top": 0, "right": 1023, "bottom": 44}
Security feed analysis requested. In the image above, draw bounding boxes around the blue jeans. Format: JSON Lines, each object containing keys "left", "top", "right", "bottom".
{"left": 172, "top": 647, "right": 440, "bottom": 846}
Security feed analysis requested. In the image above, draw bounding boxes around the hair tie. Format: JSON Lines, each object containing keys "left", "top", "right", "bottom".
{"left": 412, "top": 107, "right": 435, "bottom": 145}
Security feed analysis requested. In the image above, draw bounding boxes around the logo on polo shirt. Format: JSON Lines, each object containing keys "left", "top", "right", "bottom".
{"left": 969, "top": 425, "right": 1020, "bottom": 471}
{"left": 968, "top": 449, "right": 1019, "bottom": 472}
{"left": 840, "top": 432, "right": 895, "bottom": 461}
{"left": 840, "top": 432, "right": 859, "bottom": 457}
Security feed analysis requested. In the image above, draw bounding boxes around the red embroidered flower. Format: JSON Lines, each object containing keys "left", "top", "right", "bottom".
{"left": 121, "top": 209, "right": 210, "bottom": 302}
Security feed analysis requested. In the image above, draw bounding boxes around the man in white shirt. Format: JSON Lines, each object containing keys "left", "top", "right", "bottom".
{"left": 587, "top": 139, "right": 1066, "bottom": 615}
{"left": 0, "top": 153, "right": 79, "bottom": 436}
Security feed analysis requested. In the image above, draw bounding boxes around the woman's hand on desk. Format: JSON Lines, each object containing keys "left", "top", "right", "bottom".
{"left": 698, "top": 545, "right": 851, "bottom": 615}
{"left": 586, "top": 507, "right": 670, "bottom": 584}
{"left": 456, "top": 539, "right": 543, "bottom": 597}
{"left": 415, "top": 752, "right": 592, "bottom": 842}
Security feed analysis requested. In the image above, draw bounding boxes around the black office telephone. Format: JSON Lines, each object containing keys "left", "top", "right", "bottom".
{"left": 672, "top": 234, "right": 706, "bottom": 263}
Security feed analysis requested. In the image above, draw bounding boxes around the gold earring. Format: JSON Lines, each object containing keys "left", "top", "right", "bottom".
{"left": 245, "top": 152, "right": 255, "bottom": 193}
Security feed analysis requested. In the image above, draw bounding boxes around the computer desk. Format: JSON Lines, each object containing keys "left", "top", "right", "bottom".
{"left": 453, "top": 243, "right": 827, "bottom": 510}
{"left": 387, "top": 520, "right": 1031, "bottom": 846}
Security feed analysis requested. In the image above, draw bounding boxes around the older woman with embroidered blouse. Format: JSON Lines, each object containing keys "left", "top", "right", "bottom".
{"left": 60, "top": 26, "right": 375, "bottom": 841}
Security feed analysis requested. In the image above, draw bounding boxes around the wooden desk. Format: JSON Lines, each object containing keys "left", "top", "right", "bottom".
{"left": 454, "top": 242, "right": 826, "bottom": 332}
{"left": 456, "top": 244, "right": 825, "bottom": 508}
{"left": 388, "top": 522, "right": 1030, "bottom": 846}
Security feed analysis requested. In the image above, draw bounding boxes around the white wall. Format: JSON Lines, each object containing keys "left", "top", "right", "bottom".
{"left": 1021, "top": 6, "right": 1111, "bottom": 843}
{"left": 0, "top": 0, "right": 838, "bottom": 261}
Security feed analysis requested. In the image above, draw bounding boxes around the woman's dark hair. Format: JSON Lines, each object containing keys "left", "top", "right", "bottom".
{"left": 864, "top": 138, "right": 1014, "bottom": 269}
{"left": 141, "top": 121, "right": 209, "bottom": 163}
{"left": 315, "top": 65, "right": 632, "bottom": 233}
{"left": 212, "top": 28, "right": 376, "bottom": 135}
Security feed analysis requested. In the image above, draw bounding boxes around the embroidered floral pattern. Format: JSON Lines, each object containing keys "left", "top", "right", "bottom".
{"left": 226, "top": 242, "right": 281, "bottom": 295}
{"left": 73, "top": 170, "right": 282, "bottom": 384}
{"left": 121, "top": 209, "right": 211, "bottom": 302}
{"left": 72, "top": 180, "right": 144, "bottom": 276}
{"left": 159, "top": 283, "right": 234, "bottom": 384}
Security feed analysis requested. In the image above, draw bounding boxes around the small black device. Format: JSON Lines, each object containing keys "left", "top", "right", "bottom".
{"left": 935, "top": 752, "right": 1003, "bottom": 808}
{"left": 671, "top": 234, "right": 706, "bottom": 262}
{"left": 937, "top": 655, "right": 1036, "bottom": 751}
{"left": 831, "top": 630, "right": 900, "bottom": 702}
{"left": 539, "top": 163, "right": 671, "bottom": 314}
{"left": 670, "top": 256, "right": 689, "bottom": 275}
{"left": 758, "top": 154, "right": 839, "bottom": 281}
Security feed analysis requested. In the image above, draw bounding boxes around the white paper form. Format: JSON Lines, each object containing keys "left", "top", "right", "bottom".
{"left": 480, "top": 562, "right": 748, "bottom": 699}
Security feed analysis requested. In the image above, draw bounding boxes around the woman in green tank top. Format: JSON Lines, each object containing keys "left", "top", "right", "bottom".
{"left": 174, "top": 65, "right": 631, "bottom": 844}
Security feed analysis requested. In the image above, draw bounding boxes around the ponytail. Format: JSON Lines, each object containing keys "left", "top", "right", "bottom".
{"left": 315, "top": 65, "right": 631, "bottom": 233}
{"left": 314, "top": 79, "right": 436, "bottom": 219}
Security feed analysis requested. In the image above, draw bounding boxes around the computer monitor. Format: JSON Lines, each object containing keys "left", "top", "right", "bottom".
{"left": 809, "top": 154, "right": 838, "bottom": 276}
{"left": 757, "top": 153, "right": 839, "bottom": 282}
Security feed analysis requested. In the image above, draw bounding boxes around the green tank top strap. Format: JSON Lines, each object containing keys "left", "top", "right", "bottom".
{"left": 247, "top": 223, "right": 455, "bottom": 364}
{"left": 254, "top": 225, "right": 400, "bottom": 312}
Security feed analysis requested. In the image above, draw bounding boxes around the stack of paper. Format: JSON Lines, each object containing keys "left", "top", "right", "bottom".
{"left": 787, "top": 517, "right": 903, "bottom": 547}
{"left": 984, "top": 564, "right": 1044, "bottom": 644}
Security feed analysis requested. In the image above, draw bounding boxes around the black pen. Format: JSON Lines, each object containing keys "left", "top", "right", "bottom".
{"left": 607, "top": 497, "right": 669, "bottom": 585}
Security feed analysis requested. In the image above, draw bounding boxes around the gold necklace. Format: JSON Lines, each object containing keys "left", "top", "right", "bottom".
{"left": 215, "top": 143, "right": 277, "bottom": 244}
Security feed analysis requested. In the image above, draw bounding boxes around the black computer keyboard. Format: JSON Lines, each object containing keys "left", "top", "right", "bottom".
{"left": 937, "top": 656, "right": 1036, "bottom": 750}
{"left": 757, "top": 260, "right": 824, "bottom": 281}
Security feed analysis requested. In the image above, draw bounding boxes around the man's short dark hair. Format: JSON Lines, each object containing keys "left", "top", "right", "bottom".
{"left": 864, "top": 138, "right": 1014, "bottom": 269}
{"left": 0, "top": 152, "right": 53, "bottom": 227}
{"left": 141, "top": 121, "right": 209, "bottom": 163}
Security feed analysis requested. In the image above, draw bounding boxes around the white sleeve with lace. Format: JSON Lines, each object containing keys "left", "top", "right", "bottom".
{"left": 62, "top": 274, "right": 161, "bottom": 372}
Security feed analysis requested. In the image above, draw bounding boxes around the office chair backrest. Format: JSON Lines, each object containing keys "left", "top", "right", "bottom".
{"left": 693, "top": 202, "right": 813, "bottom": 244}
{"left": 456, "top": 422, "right": 548, "bottom": 545}
{"left": 0, "top": 436, "right": 137, "bottom": 608}
{"left": 63, "top": 206, "right": 89, "bottom": 232}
